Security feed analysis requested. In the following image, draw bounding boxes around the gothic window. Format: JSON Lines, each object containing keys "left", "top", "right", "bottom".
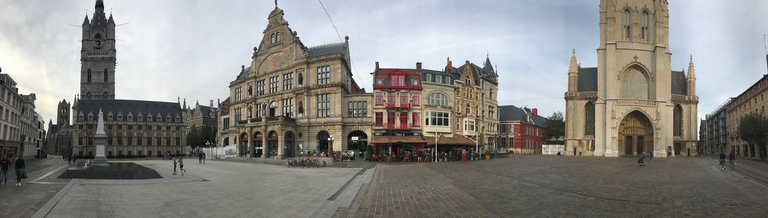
{"left": 585, "top": 102, "right": 595, "bottom": 136}
{"left": 270, "top": 33, "right": 275, "bottom": 44}
{"left": 674, "top": 105, "right": 682, "bottom": 137}
{"left": 104, "top": 69, "right": 108, "bottom": 82}
{"left": 641, "top": 11, "right": 650, "bottom": 42}
{"left": 87, "top": 69, "right": 92, "bottom": 83}
{"left": 621, "top": 68, "right": 649, "bottom": 100}
{"left": 465, "top": 77, "right": 471, "bottom": 86}
{"left": 86, "top": 92, "right": 92, "bottom": 99}
{"left": 623, "top": 9, "right": 632, "bottom": 41}
{"left": 103, "top": 91, "right": 108, "bottom": 99}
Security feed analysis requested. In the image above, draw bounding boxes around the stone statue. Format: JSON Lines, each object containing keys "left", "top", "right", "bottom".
{"left": 96, "top": 109, "right": 106, "bottom": 135}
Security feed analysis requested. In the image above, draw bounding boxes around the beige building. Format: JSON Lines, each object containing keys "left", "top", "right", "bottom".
{"left": 0, "top": 74, "right": 24, "bottom": 158}
{"left": 564, "top": 0, "right": 698, "bottom": 157}
{"left": 727, "top": 72, "right": 768, "bottom": 159}
{"left": 227, "top": 7, "right": 371, "bottom": 159}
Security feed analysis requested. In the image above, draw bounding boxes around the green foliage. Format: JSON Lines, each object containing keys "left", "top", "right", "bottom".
{"left": 736, "top": 111, "right": 768, "bottom": 153}
{"left": 541, "top": 111, "right": 565, "bottom": 141}
{"left": 438, "top": 154, "right": 445, "bottom": 159}
{"left": 366, "top": 145, "right": 373, "bottom": 161}
{"left": 485, "top": 150, "right": 491, "bottom": 155}
{"left": 509, "top": 150, "right": 514, "bottom": 154}
{"left": 59, "top": 146, "right": 68, "bottom": 155}
{"left": 473, "top": 153, "right": 480, "bottom": 158}
{"left": 186, "top": 124, "right": 216, "bottom": 149}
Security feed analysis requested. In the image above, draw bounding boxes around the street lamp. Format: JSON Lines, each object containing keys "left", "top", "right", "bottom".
{"left": 206, "top": 141, "right": 212, "bottom": 159}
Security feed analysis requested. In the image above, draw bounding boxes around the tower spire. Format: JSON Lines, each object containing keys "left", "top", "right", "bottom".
{"left": 569, "top": 48, "right": 578, "bottom": 73}
{"left": 567, "top": 48, "right": 579, "bottom": 93}
{"left": 687, "top": 54, "right": 695, "bottom": 79}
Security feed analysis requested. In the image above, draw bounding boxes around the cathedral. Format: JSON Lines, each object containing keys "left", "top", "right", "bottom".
{"left": 564, "top": 0, "right": 699, "bottom": 157}
{"left": 47, "top": 0, "right": 187, "bottom": 157}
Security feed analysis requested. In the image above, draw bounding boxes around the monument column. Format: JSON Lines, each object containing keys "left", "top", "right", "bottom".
{"left": 94, "top": 109, "right": 110, "bottom": 166}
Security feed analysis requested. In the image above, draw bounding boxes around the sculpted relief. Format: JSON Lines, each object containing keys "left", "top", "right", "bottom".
{"left": 259, "top": 51, "right": 293, "bottom": 74}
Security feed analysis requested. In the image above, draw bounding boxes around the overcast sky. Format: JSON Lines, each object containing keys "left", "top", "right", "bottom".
{"left": 2, "top": 0, "right": 767, "bottom": 131}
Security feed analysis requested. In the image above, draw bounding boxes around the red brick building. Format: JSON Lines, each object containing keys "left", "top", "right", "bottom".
{"left": 498, "top": 105, "right": 547, "bottom": 154}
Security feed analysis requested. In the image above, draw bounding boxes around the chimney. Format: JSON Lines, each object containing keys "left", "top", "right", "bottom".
{"left": 375, "top": 61, "right": 379, "bottom": 71}
{"left": 532, "top": 108, "right": 538, "bottom": 116}
{"left": 210, "top": 100, "right": 213, "bottom": 108}
{"left": 416, "top": 62, "right": 422, "bottom": 71}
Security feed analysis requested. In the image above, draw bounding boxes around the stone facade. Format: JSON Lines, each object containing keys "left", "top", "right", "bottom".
{"left": 0, "top": 74, "right": 24, "bottom": 158}
{"left": 80, "top": 0, "right": 116, "bottom": 100}
{"left": 564, "top": 0, "right": 698, "bottom": 157}
{"left": 182, "top": 99, "right": 218, "bottom": 148}
{"left": 727, "top": 73, "right": 768, "bottom": 159}
{"left": 46, "top": 100, "right": 73, "bottom": 155}
{"left": 21, "top": 94, "right": 45, "bottom": 159}
{"left": 226, "top": 7, "right": 371, "bottom": 159}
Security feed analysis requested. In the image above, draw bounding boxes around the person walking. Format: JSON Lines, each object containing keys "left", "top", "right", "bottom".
{"left": 729, "top": 150, "right": 736, "bottom": 170}
{"left": 202, "top": 152, "right": 206, "bottom": 164}
{"left": 461, "top": 148, "right": 468, "bottom": 163}
{"left": 637, "top": 152, "right": 646, "bottom": 166}
{"left": 14, "top": 155, "right": 25, "bottom": 186}
{"left": 173, "top": 158, "right": 177, "bottom": 175}
{"left": 650, "top": 152, "right": 654, "bottom": 161}
{"left": 198, "top": 152, "right": 203, "bottom": 164}
{"left": 0, "top": 155, "right": 11, "bottom": 185}
{"left": 179, "top": 157, "right": 186, "bottom": 175}
{"left": 719, "top": 151, "right": 726, "bottom": 170}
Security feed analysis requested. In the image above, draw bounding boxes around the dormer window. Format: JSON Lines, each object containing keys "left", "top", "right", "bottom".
{"left": 176, "top": 117, "right": 180, "bottom": 122}
{"left": 465, "top": 77, "right": 471, "bottom": 86}
{"left": 117, "top": 115, "right": 122, "bottom": 120}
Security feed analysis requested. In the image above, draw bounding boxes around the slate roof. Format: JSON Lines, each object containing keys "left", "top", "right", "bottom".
{"left": 76, "top": 99, "right": 183, "bottom": 122}
{"left": 306, "top": 42, "right": 344, "bottom": 58}
{"left": 483, "top": 57, "right": 496, "bottom": 76}
{"left": 671, "top": 70, "right": 687, "bottom": 95}
{"left": 190, "top": 105, "right": 217, "bottom": 118}
{"left": 499, "top": 105, "right": 548, "bottom": 127}
{"left": 49, "top": 124, "right": 59, "bottom": 135}
{"left": 236, "top": 66, "right": 249, "bottom": 80}
{"left": 577, "top": 67, "right": 598, "bottom": 92}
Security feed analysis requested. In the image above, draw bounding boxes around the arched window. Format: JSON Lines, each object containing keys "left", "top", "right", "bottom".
{"left": 426, "top": 92, "right": 448, "bottom": 106}
{"left": 585, "top": 102, "right": 595, "bottom": 136}
{"left": 87, "top": 69, "right": 92, "bottom": 83}
{"left": 104, "top": 69, "right": 108, "bottom": 82}
{"left": 674, "top": 105, "right": 682, "bottom": 137}
{"left": 641, "top": 11, "right": 649, "bottom": 41}
{"left": 270, "top": 34, "right": 275, "bottom": 44}
{"left": 276, "top": 32, "right": 280, "bottom": 42}
{"left": 103, "top": 91, "right": 109, "bottom": 99}
{"left": 621, "top": 68, "right": 648, "bottom": 99}
{"left": 623, "top": 9, "right": 632, "bottom": 41}
{"left": 86, "top": 92, "right": 92, "bottom": 99}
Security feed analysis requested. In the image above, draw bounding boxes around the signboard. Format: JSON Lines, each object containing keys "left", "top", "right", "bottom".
{"left": 374, "top": 132, "right": 422, "bottom": 136}
{"left": 351, "top": 136, "right": 359, "bottom": 141}
{"left": 542, "top": 144, "right": 564, "bottom": 155}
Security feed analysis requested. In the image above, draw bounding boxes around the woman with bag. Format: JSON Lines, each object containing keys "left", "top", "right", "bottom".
{"left": 15, "top": 155, "right": 26, "bottom": 187}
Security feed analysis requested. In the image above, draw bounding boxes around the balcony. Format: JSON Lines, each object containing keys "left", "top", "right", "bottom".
{"left": 266, "top": 116, "right": 296, "bottom": 125}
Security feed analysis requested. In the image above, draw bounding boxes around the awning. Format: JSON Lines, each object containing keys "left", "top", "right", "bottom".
{"left": 370, "top": 136, "right": 427, "bottom": 144}
{"left": 424, "top": 136, "right": 487, "bottom": 146}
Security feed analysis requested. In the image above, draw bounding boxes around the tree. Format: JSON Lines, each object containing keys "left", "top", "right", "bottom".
{"left": 736, "top": 111, "right": 768, "bottom": 158}
{"left": 541, "top": 111, "right": 565, "bottom": 144}
{"left": 186, "top": 124, "right": 216, "bottom": 149}
{"left": 186, "top": 124, "right": 201, "bottom": 149}
{"left": 59, "top": 146, "right": 68, "bottom": 155}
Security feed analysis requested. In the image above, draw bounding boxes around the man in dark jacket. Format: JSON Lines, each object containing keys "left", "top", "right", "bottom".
{"left": 15, "top": 155, "right": 25, "bottom": 187}
{"left": 0, "top": 155, "right": 10, "bottom": 185}
{"left": 638, "top": 152, "right": 646, "bottom": 166}
{"left": 719, "top": 152, "right": 726, "bottom": 170}
{"left": 729, "top": 151, "right": 736, "bottom": 170}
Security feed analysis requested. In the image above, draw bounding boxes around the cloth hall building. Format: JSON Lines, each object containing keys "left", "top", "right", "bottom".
{"left": 564, "top": 0, "right": 698, "bottom": 157}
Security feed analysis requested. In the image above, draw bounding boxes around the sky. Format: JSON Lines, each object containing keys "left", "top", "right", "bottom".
{"left": 1, "top": 0, "right": 767, "bottom": 132}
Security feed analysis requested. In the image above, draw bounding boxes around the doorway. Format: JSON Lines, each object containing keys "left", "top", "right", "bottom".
{"left": 636, "top": 136, "right": 644, "bottom": 154}
{"left": 625, "top": 136, "right": 633, "bottom": 155}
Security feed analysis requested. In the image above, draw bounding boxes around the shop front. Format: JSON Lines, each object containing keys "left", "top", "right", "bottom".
{"left": 370, "top": 132, "right": 428, "bottom": 161}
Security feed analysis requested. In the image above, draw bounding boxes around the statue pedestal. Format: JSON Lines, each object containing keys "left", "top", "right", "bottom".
{"left": 93, "top": 133, "right": 109, "bottom": 167}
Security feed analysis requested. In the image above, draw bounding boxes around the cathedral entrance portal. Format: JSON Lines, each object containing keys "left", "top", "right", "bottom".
{"left": 618, "top": 111, "right": 654, "bottom": 156}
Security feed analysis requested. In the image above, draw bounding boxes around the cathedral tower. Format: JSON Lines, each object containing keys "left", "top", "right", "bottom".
{"left": 80, "top": 0, "right": 116, "bottom": 99}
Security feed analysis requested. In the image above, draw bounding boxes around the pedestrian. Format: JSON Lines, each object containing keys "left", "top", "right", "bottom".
{"left": 15, "top": 155, "right": 25, "bottom": 186}
{"left": 67, "top": 154, "right": 72, "bottom": 165}
{"left": 0, "top": 155, "right": 11, "bottom": 185}
{"left": 729, "top": 150, "right": 736, "bottom": 170}
{"left": 198, "top": 152, "right": 203, "bottom": 164}
{"left": 719, "top": 151, "right": 726, "bottom": 170}
{"left": 202, "top": 152, "right": 206, "bottom": 164}
{"left": 461, "top": 148, "right": 467, "bottom": 163}
{"left": 650, "top": 152, "right": 653, "bottom": 161}
{"left": 179, "top": 157, "right": 186, "bottom": 175}
{"left": 173, "top": 158, "right": 177, "bottom": 175}
{"left": 637, "top": 152, "right": 646, "bottom": 166}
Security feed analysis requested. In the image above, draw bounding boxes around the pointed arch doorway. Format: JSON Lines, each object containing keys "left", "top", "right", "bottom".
{"left": 618, "top": 111, "right": 654, "bottom": 155}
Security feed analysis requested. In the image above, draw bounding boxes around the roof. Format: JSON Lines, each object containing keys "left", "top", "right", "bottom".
{"left": 236, "top": 66, "right": 249, "bottom": 80}
{"left": 577, "top": 67, "right": 597, "bottom": 92}
{"left": 49, "top": 124, "right": 59, "bottom": 135}
{"left": 76, "top": 99, "right": 183, "bottom": 122}
{"left": 499, "top": 105, "right": 548, "bottom": 127}
{"left": 671, "top": 70, "right": 687, "bottom": 95}
{"left": 483, "top": 57, "right": 496, "bottom": 76}
{"left": 306, "top": 42, "right": 344, "bottom": 58}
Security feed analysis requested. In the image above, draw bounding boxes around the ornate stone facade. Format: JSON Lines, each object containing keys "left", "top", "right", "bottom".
{"left": 80, "top": 0, "right": 116, "bottom": 100}
{"left": 564, "top": 0, "right": 698, "bottom": 157}
{"left": 226, "top": 7, "right": 371, "bottom": 159}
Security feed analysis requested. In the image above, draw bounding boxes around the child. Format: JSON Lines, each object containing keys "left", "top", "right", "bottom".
{"left": 179, "top": 157, "right": 186, "bottom": 176}
{"left": 173, "top": 158, "right": 177, "bottom": 175}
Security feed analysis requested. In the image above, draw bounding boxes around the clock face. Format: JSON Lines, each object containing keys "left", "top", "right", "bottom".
{"left": 93, "top": 38, "right": 103, "bottom": 49}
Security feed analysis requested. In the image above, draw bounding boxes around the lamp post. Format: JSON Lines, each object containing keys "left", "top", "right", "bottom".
{"left": 327, "top": 135, "right": 334, "bottom": 160}
{"left": 206, "top": 141, "right": 212, "bottom": 159}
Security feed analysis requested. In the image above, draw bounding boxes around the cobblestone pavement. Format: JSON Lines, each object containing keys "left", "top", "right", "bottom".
{"left": 335, "top": 155, "right": 768, "bottom": 217}
{"left": 42, "top": 159, "right": 361, "bottom": 218}
{"left": 0, "top": 157, "right": 71, "bottom": 218}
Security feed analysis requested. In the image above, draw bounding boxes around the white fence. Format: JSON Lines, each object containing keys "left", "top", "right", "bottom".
{"left": 201, "top": 145, "right": 237, "bottom": 159}
{"left": 542, "top": 144, "right": 564, "bottom": 155}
